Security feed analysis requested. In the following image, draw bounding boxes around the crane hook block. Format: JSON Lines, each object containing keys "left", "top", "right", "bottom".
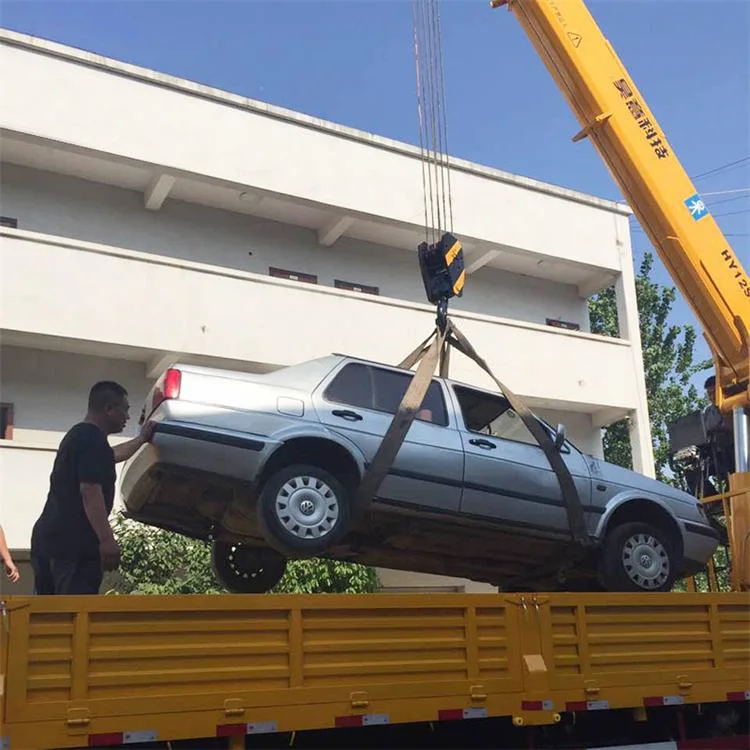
{"left": 418, "top": 232, "right": 465, "bottom": 305}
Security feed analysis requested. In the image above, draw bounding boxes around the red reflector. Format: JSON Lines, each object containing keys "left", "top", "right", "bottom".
{"left": 163, "top": 368, "right": 182, "bottom": 400}
{"left": 437, "top": 709, "right": 464, "bottom": 721}
{"left": 335, "top": 715, "right": 364, "bottom": 728}
{"left": 727, "top": 691, "right": 750, "bottom": 701}
{"left": 89, "top": 733, "right": 124, "bottom": 747}
{"left": 216, "top": 724, "right": 246, "bottom": 737}
{"left": 644, "top": 696, "right": 683, "bottom": 707}
{"left": 566, "top": 701, "right": 588, "bottom": 712}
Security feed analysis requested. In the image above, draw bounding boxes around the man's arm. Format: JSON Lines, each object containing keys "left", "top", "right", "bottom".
{"left": 80, "top": 484, "right": 120, "bottom": 571}
{"left": 0, "top": 525, "right": 19, "bottom": 583}
{"left": 112, "top": 421, "right": 156, "bottom": 463}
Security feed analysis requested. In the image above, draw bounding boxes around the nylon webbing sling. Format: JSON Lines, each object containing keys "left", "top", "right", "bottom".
{"left": 354, "top": 317, "right": 590, "bottom": 548}
{"left": 354, "top": 326, "right": 447, "bottom": 521}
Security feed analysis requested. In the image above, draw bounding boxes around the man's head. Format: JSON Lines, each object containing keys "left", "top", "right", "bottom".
{"left": 704, "top": 375, "right": 716, "bottom": 405}
{"left": 88, "top": 381, "right": 130, "bottom": 434}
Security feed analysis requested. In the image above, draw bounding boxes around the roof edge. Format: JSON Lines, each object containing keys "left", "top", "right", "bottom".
{"left": 0, "top": 27, "right": 633, "bottom": 217}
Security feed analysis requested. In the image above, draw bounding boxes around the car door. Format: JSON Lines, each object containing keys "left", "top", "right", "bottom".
{"left": 450, "top": 383, "right": 592, "bottom": 538}
{"left": 312, "top": 360, "right": 464, "bottom": 513}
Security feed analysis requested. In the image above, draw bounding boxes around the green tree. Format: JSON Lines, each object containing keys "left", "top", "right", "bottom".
{"left": 105, "top": 512, "right": 379, "bottom": 595}
{"left": 588, "top": 251, "right": 711, "bottom": 481}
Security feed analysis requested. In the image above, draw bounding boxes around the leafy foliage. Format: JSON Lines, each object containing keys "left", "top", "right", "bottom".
{"left": 588, "top": 252, "right": 711, "bottom": 480}
{"left": 270, "top": 557, "right": 379, "bottom": 594}
{"left": 105, "top": 512, "right": 379, "bottom": 596}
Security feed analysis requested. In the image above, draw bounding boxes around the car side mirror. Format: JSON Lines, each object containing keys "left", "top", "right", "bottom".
{"left": 554, "top": 423, "right": 567, "bottom": 451}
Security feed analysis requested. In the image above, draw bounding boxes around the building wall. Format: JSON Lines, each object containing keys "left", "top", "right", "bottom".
{"left": 1, "top": 164, "right": 590, "bottom": 330}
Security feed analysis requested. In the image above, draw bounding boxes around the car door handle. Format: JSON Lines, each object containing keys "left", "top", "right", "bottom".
{"left": 469, "top": 438, "right": 496, "bottom": 450}
{"left": 332, "top": 409, "right": 363, "bottom": 422}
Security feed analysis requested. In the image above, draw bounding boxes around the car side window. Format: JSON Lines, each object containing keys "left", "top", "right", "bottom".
{"left": 324, "top": 362, "right": 374, "bottom": 410}
{"left": 371, "top": 367, "right": 449, "bottom": 427}
{"left": 324, "top": 362, "right": 449, "bottom": 426}
{"left": 453, "top": 385, "right": 537, "bottom": 446}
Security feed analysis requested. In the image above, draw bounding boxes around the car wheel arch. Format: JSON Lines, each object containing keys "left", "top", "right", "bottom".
{"left": 256, "top": 435, "right": 363, "bottom": 495}
{"left": 598, "top": 497, "right": 685, "bottom": 558}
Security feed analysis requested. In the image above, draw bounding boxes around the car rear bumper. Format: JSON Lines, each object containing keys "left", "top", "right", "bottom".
{"left": 119, "top": 420, "right": 277, "bottom": 511}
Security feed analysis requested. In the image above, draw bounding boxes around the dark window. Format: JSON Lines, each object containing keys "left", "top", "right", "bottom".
{"left": 335, "top": 279, "right": 380, "bottom": 296}
{"left": 0, "top": 404, "right": 14, "bottom": 440}
{"left": 0, "top": 217, "right": 18, "bottom": 229}
{"left": 269, "top": 267, "right": 317, "bottom": 284}
{"left": 546, "top": 318, "right": 580, "bottom": 332}
{"left": 324, "top": 362, "right": 374, "bottom": 410}
{"left": 324, "top": 363, "right": 448, "bottom": 426}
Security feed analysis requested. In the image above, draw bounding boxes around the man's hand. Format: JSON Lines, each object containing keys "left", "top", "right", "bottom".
{"left": 140, "top": 420, "right": 157, "bottom": 444}
{"left": 4, "top": 559, "right": 19, "bottom": 583}
{"left": 99, "top": 535, "right": 121, "bottom": 572}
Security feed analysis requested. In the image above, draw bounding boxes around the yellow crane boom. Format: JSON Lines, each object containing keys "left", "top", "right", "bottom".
{"left": 491, "top": 0, "right": 750, "bottom": 589}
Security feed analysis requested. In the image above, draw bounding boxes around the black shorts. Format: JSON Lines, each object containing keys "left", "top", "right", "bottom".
{"left": 31, "top": 555, "right": 103, "bottom": 595}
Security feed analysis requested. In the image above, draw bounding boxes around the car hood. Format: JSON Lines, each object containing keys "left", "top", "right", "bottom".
{"left": 585, "top": 455, "right": 695, "bottom": 507}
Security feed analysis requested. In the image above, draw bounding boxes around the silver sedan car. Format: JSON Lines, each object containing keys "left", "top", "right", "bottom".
{"left": 119, "top": 355, "right": 720, "bottom": 594}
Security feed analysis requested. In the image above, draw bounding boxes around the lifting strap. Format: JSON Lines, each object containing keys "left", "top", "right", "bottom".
{"left": 354, "top": 317, "right": 591, "bottom": 549}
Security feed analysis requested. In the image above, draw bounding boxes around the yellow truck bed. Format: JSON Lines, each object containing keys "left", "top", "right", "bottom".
{"left": 1, "top": 591, "right": 748, "bottom": 749}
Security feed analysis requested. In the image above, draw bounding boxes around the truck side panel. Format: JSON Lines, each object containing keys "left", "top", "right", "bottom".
{"left": 1, "top": 592, "right": 748, "bottom": 749}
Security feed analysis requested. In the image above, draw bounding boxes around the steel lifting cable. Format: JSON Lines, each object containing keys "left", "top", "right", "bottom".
{"left": 412, "top": 0, "right": 454, "bottom": 244}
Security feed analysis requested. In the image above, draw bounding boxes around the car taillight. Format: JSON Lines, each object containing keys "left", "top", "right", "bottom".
{"left": 150, "top": 368, "right": 182, "bottom": 414}
{"left": 163, "top": 368, "right": 182, "bottom": 400}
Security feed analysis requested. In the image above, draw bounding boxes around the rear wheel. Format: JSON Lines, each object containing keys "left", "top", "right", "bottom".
{"left": 257, "top": 463, "right": 351, "bottom": 558}
{"left": 601, "top": 521, "right": 679, "bottom": 592}
{"left": 210, "top": 541, "right": 287, "bottom": 593}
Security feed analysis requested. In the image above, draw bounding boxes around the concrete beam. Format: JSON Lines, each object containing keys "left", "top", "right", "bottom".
{"left": 577, "top": 271, "right": 618, "bottom": 299}
{"left": 318, "top": 215, "right": 354, "bottom": 246}
{"left": 146, "top": 352, "right": 179, "bottom": 380}
{"left": 592, "top": 407, "right": 628, "bottom": 428}
{"left": 239, "top": 189, "right": 264, "bottom": 207}
{"left": 144, "top": 173, "right": 175, "bottom": 211}
{"left": 465, "top": 249, "right": 500, "bottom": 274}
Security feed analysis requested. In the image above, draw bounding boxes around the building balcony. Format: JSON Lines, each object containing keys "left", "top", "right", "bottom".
{"left": 0, "top": 228, "right": 639, "bottom": 419}
{"left": 0, "top": 30, "right": 630, "bottom": 297}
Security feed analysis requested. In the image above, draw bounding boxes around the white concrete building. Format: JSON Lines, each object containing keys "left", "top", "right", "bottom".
{"left": 0, "top": 28, "right": 654, "bottom": 594}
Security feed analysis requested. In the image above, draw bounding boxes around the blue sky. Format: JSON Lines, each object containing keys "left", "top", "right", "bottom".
{"left": 2, "top": 0, "right": 748, "bottom": 382}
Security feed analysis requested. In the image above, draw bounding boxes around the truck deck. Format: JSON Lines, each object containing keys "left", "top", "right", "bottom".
{"left": 2, "top": 591, "right": 748, "bottom": 749}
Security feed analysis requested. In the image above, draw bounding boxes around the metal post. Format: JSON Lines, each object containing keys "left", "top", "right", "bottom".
{"left": 734, "top": 408, "right": 749, "bottom": 473}
{"left": 730, "top": 407, "right": 750, "bottom": 591}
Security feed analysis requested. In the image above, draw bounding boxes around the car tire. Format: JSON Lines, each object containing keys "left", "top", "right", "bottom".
{"left": 257, "top": 463, "right": 352, "bottom": 558}
{"left": 210, "top": 541, "right": 287, "bottom": 594}
{"left": 601, "top": 521, "right": 679, "bottom": 592}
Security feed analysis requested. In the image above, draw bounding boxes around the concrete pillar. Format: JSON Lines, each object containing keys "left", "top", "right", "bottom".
{"left": 613, "top": 214, "right": 655, "bottom": 478}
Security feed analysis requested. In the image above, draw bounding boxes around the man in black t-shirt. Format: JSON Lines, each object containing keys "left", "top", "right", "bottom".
{"left": 30, "top": 380, "right": 155, "bottom": 595}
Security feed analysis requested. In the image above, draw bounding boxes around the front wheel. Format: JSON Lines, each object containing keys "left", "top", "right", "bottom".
{"left": 601, "top": 521, "right": 679, "bottom": 592}
{"left": 210, "top": 541, "right": 287, "bottom": 593}
{"left": 257, "top": 463, "right": 352, "bottom": 558}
